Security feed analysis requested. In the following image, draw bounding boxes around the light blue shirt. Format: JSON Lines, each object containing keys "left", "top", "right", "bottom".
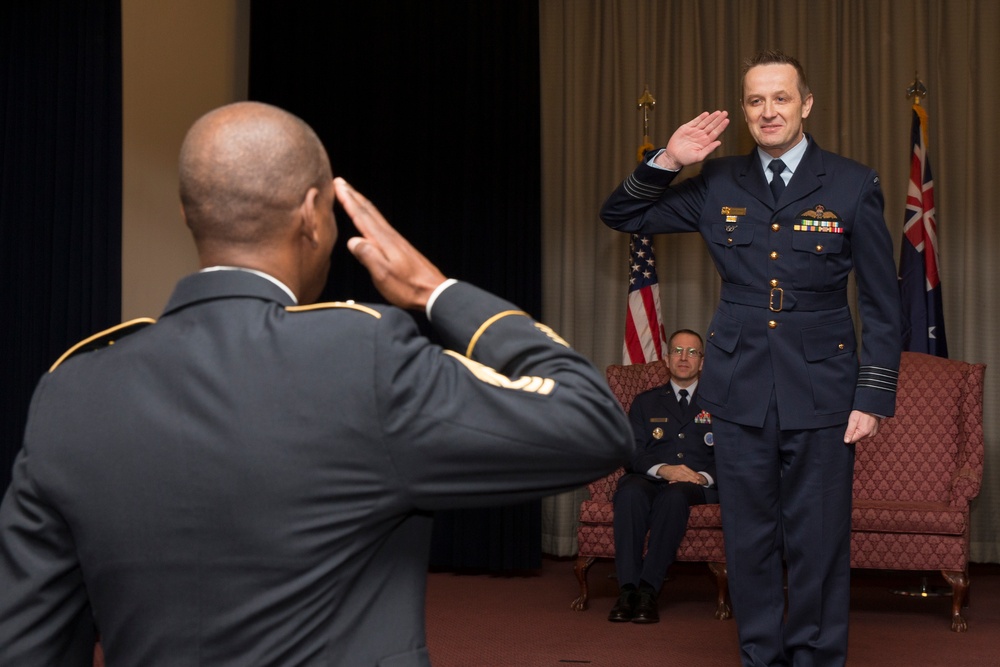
{"left": 757, "top": 134, "right": 809, "bottom": 187}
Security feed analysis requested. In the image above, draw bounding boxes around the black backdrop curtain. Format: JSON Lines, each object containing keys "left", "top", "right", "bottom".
{"left": 0, "top": 1, "right": 122, "bottom": 493}
{"left": 249, "top": 0, "right": 543, "bottom": 570}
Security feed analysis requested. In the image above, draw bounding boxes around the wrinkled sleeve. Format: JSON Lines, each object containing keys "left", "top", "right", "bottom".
{"left": 371, "top": 282, "right": 634, "bottom": 509}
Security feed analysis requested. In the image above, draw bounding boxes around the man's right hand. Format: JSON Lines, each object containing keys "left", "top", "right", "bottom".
{"left": 654, "top": 110, "right": 730, "bottom": 171}
{"left": 335, "top": 178, "right": 447, "bottom": 311}
{"left": 656, "top": 464, "right": 704, "bottom": 485}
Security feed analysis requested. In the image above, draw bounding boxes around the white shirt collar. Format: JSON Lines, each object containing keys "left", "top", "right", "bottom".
{"left": 670, "top": 379, "right": 698, "bottom": 401}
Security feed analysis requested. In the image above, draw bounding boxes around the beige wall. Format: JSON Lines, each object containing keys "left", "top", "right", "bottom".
{"left": 121, "top": 0, "right": 250, "bottom": 319}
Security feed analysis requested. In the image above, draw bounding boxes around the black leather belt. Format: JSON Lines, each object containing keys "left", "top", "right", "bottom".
{"left": 720, "top": 283, "right": 848, "bottom": 312}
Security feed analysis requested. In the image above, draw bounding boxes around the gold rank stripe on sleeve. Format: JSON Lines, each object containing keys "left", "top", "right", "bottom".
{"left": 465, "top": 311, "right": 572, "bottom": 358}
{"left": 442, "top": 350, "right": 556, "bottom": 395}
{"left": 286, "top": 302, "right": 382, "bottom": 318}
{"left": 48, "top": 318, "right": 157, "bottom": 373}
{"left": 532, "top": 322, "right": 571, "bottom": 349}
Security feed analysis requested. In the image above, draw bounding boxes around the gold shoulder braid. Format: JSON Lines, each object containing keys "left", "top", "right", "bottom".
{"left": 49, "top": 318, "right": 157, "bottom": 372}
{"left": 286, "top": 302, "right": 382, "bottom": 318}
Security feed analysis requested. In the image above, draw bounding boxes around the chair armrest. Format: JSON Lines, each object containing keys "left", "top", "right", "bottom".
{"left": 950, "top": 466, "right": 982, "bottom": 508}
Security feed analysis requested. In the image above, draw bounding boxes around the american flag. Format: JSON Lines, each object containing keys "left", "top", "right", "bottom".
{"left": 623, "top": 233, "right": 666, "bottom": 363}
{"left": 899, "top": 103, "right": 948, "bottom": 357}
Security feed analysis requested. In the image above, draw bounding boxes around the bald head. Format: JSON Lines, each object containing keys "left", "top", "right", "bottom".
{"left": 179, "top": 102, "right": 332, "bottom": 251}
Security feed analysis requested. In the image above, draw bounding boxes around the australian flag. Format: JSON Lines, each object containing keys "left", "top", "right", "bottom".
{"left": 899, "top": 104, "right": 948, "bottom": 357}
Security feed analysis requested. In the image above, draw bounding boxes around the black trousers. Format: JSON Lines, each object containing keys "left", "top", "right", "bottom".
{"left": 612, "top": 474, "right": 708, "bottom": 592}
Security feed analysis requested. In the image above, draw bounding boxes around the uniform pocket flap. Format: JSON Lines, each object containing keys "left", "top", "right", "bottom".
{"left": 801, "top": 320, "right": 856, "bottom": 362}
{"left": 707, "top": 311, "right": 742, "bottom": 354}
{"left": 792, "top": 231, "right": 844, "bottom": 255}
{"left": 711, "top": 222, "right": 755, "bottom": 247}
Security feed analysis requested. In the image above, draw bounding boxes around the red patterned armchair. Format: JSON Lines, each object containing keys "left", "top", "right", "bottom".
{"left": 571, "top": 361, "right": 730, "bottom": 619}
{"left": 572, "top": 352, "right": 986, "bottom": 632}
{"left": 850, "top": 351, "right": 986, "bottom": 632}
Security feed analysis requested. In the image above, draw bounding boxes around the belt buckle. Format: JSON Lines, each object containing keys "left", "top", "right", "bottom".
{"left": 769, "top": 287, "right": 784, "bottom": 312}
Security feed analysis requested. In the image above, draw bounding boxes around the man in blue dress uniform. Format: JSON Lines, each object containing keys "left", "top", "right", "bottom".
{"left": 608, "top": 329, "right": 717, "bottom": 625}
{"left": 600, "top": 50, "right": 901, "bottom": 666}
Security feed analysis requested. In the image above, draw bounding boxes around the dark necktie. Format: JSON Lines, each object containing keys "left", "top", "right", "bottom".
{"left": 769, "top": 159, "right": 786, "bottom": 203}
{"left": 678, "top": 389, "right": 689, "bottom": 410}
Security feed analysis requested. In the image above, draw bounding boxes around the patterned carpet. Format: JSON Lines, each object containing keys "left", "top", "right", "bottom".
{"left": 425, "top": 558, "right": 1000, "bottom": 666}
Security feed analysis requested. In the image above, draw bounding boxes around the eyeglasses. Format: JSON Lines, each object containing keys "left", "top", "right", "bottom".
{"left": 669, "top": 346, "right": 703, "bottom": 358}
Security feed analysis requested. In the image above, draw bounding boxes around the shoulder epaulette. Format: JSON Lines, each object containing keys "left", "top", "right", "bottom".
{"left": 286, "top": 301, "right": 382, "bottom": 318}
{"left": 49, "top": 318, "right": 157, "bottom": 372}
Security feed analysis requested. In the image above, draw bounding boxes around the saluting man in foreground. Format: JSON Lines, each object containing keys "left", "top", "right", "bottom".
{"left": 0, "top": 101, "right": 633, "bottom": 666}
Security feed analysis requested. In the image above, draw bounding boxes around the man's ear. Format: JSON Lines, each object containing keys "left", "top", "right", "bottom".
{"left": 801, "top": 93, "right": 814, "bottom": 119}
{"left": 299, "top": 186, "right": 321, "bottom": 248}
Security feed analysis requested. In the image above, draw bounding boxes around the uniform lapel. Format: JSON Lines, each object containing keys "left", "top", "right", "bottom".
{"left": 736, "top": 150, "right": 772, "bottom": 210}
{"left": 736, "top": 136, "right": 827, "bottom": 214}
{"left": 780, "top": 135, "right": 825, "bottom": 213}
{"left": 662, "top": 387, "right": 685, "bottom": 423}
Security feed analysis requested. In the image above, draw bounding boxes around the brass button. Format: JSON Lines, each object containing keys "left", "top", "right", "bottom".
{"left": 677, "top": 451, "right": 685, "bottom": 457}
{"left": 838, "top": 343, "right": 845, "bottom": 350}
{"left": 768, "top": 320, "right": 777, "bottom": 329}
{"left": 770, "top": 279, "right": 779, "bottom": 287}
{"left": 771, "top": 223, "right": 780, "bottom": 231}
{"left": 728, "top": 237, "right": 733, "bottom": 243}
{"left": 770, "top": 251, "right": 779, "bottom": 260}
{"left": 816, "top": 244, "right": 824, "bottom": 252}
{"left": 709, "top": 331, "right": 715, "bottom": 337}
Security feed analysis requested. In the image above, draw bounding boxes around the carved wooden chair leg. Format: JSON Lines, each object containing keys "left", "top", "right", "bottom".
{"left": 571, "top": 555, "right": 596, "bottom": 610}
{"left": 941, "top": 569, "right": 970, "bottom": 632}
{"left": 708, "top": 561, "right": 732, "bottom": 620}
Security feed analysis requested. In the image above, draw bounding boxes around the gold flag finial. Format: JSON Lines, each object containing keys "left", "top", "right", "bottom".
{"left": 906, "top": 74, "right": 928, "bottom": 105}
{"left": 636, "top": 85, "right": 656, "bottom": 162}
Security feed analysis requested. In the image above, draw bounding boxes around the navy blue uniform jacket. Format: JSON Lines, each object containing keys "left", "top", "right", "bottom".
{"left": 0, "top": 271, "right": 633, "bottom": 667}
{"left": 627, "top": 385, "right": 716, "bottom": 494}
{"left": 601, "top": 137, "right": 901, "bottom": 430}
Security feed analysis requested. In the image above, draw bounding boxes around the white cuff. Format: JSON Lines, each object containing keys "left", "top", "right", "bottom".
{"left": 425, "top": 279, "right": 458, "bottom": 321}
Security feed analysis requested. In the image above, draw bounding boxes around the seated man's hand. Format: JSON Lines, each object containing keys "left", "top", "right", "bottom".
{"left": 657, "top": 464, "right": 704, "bottom": 485}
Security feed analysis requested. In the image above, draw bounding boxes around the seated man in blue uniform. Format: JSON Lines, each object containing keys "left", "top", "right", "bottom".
{"left": 608, "top": 329, "right": 716, "bottom": 624}
{"left": 0, "top": 102, "right": 634, "bottom": 667}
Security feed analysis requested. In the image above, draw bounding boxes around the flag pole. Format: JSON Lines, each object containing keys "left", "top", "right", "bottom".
{"left": 636, "top": 85, "right": 656, "bottom": 162}
{"left": 622, "top": 86, "right": 667, "bottom": 365}
{"left": 906, "top": 73, "right": 927, "bottom": 106}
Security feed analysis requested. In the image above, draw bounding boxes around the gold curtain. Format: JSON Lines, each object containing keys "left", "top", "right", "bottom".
{"left": 539, "top": 0, "right": 1000, "bottom": 563}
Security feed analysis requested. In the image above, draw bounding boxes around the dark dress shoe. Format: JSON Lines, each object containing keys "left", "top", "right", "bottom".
{"left": 631, "top": 589, "right": 659, "bottom": 624}
{"left": 607, "top": 588, "right": 638, "bottom": 622}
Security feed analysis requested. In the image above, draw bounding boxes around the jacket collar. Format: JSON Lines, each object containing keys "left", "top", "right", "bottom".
{"left": 162, "top": 269, "right": 296, "bottom": 317}
{"left": 661, "top": 383, "right": 697, "bottom": 422}
{"left": 737, "top": 133, "right": 826, "bottom": 212}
